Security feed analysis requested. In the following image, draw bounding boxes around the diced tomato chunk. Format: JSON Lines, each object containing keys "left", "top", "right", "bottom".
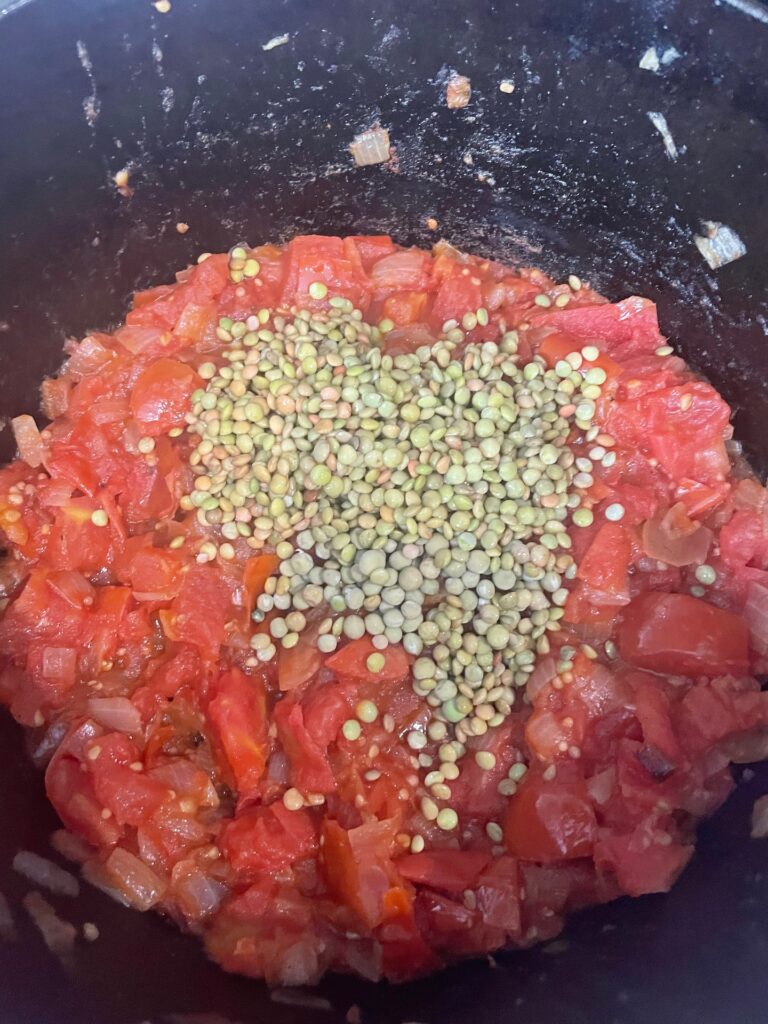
{"left": 504, "top": 775, "right": 596, "bottom": 862}
{"left": 208, "top": 669, "right": 269, "bottom": 799}
{"left": 617, "top": 592, "right": 750, "bottom": 676}
{"left": 130, "top": 358, "right": 202, "bottom": 436}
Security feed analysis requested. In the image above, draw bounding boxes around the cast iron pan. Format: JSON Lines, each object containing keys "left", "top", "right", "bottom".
{"left": 1, "top": 0, "right": 767, "bottom": 1021}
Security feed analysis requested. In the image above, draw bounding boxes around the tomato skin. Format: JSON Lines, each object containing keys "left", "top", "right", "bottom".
{"left": 617, "top": 592, "right": 750, "bottom": 676}
{"left": 130, "top": 358, "right": 202, "bottom": 436}
{"left": 504, "top": 775, "right": 597, "bottom": 862}
{"left": 208, "top": 669, "right": 270, "bottom": 800}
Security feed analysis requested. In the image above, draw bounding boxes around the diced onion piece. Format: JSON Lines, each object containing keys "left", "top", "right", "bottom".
{"left": 586, "top": 767, "right": 615, "bottom": 805}
{"left": 11, "top": 414, "right": 43, "bottom": 467}
{"left": 171, "top": 863, "right": 227, "bottom": 919}
{"left": 745, "top": 581, "right": 768, "bottom": 655}
{"left": 752, "top": 794, "right": 768, "bottom": 839}
{"left": 13, "top": 851, "right": 80, "bottom": 897}
{"left": 446, "top": 72, "right": 471, "bottom": 109}
{"left": 102, "top": 847, "right": 166, "bottom": 910}
{"left": 65, "top": 333, "right": 113, "bottom": 376}
{"left": 349, "top": 127, "right": 391, "bottom": 167}
{"left": 41, "top": 647, "right": 77, "bottom": 687}
{"left": 22, "top": 891, "right": 77, "bottom": 959}
{"left": 721, "top": 727, "right": 768, "bottom": 764}
{"left": 695, "top": 221, "right": 746, "bottom": 270}
{"left": 641, "top": 505, "right": 712, "bottom": 567}
{"left": 40, "top": 377, "right": 70, "bottom": 419}
{"left": 86, "top": 696, "right": 142, "bottom": 735}
{"left": 50, "top": 829, "right": 94, "bottom": 865}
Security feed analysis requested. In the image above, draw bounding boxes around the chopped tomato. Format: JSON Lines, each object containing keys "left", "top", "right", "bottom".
{"left": 534, "top": 297, "right": 663, "bottom": 358}
{"left": 321, "top": 818, "right": 401, "bottom": 927}
{"left": 382, "top": 291, "right": 428, "bottom": 326}
{"left": 595, "top": 826, "right": 692, "bottom": 896}
{"left": 576, "top": 522, "right": 632, "bottom": 607}
{"left": 208, "top": 669, "right": 269, "bottom": 799}
{"left": 504, "top": 774, "right": 596, "bottom": 862}
{"left": 273, "top": 699, "right": 336, "bottom": 794}
{"left": 325, "top": 637, "right": 410, "bottom": 683}
{"left": 165, "top": 566, "right": 233, "bottom": 659}
{"left": 370, "top": 249, "right": 433, "bottom": 294}
{"left": 280, "top": 235, "right": 371, "bottom": 309}
{"left": 538, "top": 331, "right": 622, "bottom": 380}
{"left": 396, "top": 850, "right": 490, "bottom": 894}
{"left": 243, "top": 554, "right": 280, "bottom": 616}
{"left": 617, "top": 592, "right": 750, "bottom": 676}
{"left": 129, "top": 358, "right": 202, "bottom": 437}
{"left": 221, "top": 803, "right": 317, "bottom": 876}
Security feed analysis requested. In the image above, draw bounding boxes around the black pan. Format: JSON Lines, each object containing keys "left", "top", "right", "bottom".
{"left": 1, "top": 0, "right": 767, "bottom": 1021}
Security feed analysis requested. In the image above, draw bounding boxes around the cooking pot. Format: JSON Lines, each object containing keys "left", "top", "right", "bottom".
{"left": 1, "top": 0, "right": 767, "bottom": 1020}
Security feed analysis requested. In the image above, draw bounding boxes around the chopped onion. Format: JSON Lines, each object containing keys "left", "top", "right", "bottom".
{"left": 745, "top": 581, "right": 768, "bottom": 655}
{"left": 445, "top": 72, "right": 471, "bottom": 109}
{"left": 47, "top": 571, "right": 95, "bottom": 610}
{"left": 38, "top": 479, "right": 74, "bottom": 508}
{"left": 40, "top": 377, "right": 70, "bottom": 419}
{"left": 13, "top": 851, "right": 80, "bottom": 897}
{"left": 86, "top": 696, "right": 142, "bottom": 735}
{"left": 102, "top": 847, "right": 167, "bottom": 910}
{"left": 721, "top": 726, "right": 768, "bottom": 763}
{"left": 349, "top": 126, "right": 391, "bottom": 167}
{"left": 586, "top": 767, "right": 616, "bottom": 805}
{"left": 695, "top": 221, "right": 746, "bottom": 270}
{"left": 751, "top": 794, "right": 768, "bottom": 838}
{"left": 41, "top": 647, "right": 77, "bottom": 687}
{"left": 90, "top": 399, "right": 131, "bottom": 425}
{"left": 0, "top": 891, "right": 17, "bottom": 942}
{"left": 28, "top": 718, "right": 70, "bottom": 768}
{"left": 641, "top": 505, "right": 712, "bottom": 567}
{"left": 50, "top": 829, "right": 94, "bottom": 865}
{"left": 11, "top": 414, "right": 43, "bottom": 467}
{"left": 172, "top": 864, "right": 227, "bottom": 919}
{"left": 65, "top": 333, "right": 113, "bottom": 376}
{"left": 149, "top": 760, "right": 218, "bottom": 807}
{"left": 22, "top": 891, "right": 76, "bottom": 960}
{"left": 112, "top": 324, "right": 164, "bottom": 355}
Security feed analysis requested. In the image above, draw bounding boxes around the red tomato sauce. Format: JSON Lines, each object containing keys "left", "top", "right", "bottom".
{"left": 1, "top": 235, "right": 767, "bottom": 985}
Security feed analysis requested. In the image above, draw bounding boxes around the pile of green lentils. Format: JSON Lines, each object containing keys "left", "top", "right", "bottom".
{"left": 182, "top": 276, "right": 608, "bottom": 833}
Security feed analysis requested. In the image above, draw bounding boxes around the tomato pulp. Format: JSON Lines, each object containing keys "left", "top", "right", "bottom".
{"left": 0, "top": 235, "right": 767, "bottom": 986}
